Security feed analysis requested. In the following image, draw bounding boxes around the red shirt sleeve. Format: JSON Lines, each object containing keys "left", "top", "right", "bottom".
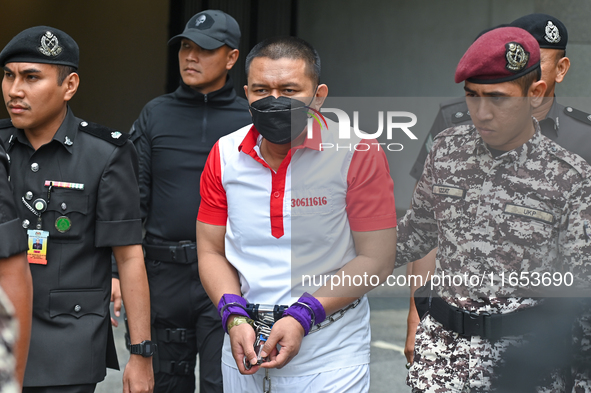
{"left": 346, "top": 139, "right": 397, "bottom": 231}
{"left": 197, "top": 141, "right": 228, "bottom": 226}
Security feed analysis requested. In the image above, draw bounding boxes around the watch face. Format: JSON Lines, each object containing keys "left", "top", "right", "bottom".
{"left": 144, "top": 342, "right": 153, "bottom": 355}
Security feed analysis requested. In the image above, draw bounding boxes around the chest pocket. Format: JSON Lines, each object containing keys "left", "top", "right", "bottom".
{"left": 290, "top": 188, "right": 333, "bottom": 216}
{"left": 45, "top": 190, "right": 89, "bottom": 242}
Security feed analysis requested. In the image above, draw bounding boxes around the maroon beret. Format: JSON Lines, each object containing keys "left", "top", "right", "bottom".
{"left": 455, "top": 26, "right": 540, "bottom": 84}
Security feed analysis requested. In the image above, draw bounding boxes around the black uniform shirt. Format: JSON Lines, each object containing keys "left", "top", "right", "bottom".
{"left": 132, "top": 77, "right": 251, "bottom": 242}
{"left": 410, "top": 97, "right": 591, "bottom": 181}
{"left": 0, "top": 108, "right": 142, "bottom": 386}
{"left": 0, "top": 143, "right": 27, "bottom": 258}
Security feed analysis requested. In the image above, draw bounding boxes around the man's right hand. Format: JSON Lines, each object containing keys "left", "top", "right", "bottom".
{"left": 405, "top": 297, "right": 420, "bottom": 364}
{"left": 228, "top": 318, "right": 260, "bottom": 375}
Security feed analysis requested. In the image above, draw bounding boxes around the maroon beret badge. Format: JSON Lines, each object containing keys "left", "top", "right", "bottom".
{"left": 505, "top": 42, "right": 529, "bottom": 72}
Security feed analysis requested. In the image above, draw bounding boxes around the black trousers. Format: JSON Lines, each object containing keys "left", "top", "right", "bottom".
{"left": 146, "top": 258, "right": 223, "bottom": 393}
{"left": 23, "top": 384, "right": 96, "bottom": 393}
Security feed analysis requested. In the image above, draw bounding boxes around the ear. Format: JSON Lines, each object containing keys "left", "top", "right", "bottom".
{"left": 555, "top": 56, "right": 570, "bottom": 84}
{"left": 310, "top": 84, "right": 328, "bottom": 110}
{"left": 63, "top": 72, "right": 79, "bottom": 102}
{"left": 225, "top": 49, "right": 239, "bottom": 70}
{"left": 529, "top": 79, "right": 546, "bottom": 108}
{"left": 243, "top": 84, "right": 249, "bottom": 101}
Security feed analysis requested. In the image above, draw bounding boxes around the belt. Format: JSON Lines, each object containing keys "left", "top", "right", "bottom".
{"left": 143, "top": 241, "right": 197, "bottom": 264}
{"left": 416, "top": 283, "right": 546, "bottom": 340}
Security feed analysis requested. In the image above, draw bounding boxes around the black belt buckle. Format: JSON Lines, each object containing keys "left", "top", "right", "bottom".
{"left": 462, "top": 310, "right": 490, "bottom": 337}
{"left": 169, "top": 241, "right": 196, "bottom": 263}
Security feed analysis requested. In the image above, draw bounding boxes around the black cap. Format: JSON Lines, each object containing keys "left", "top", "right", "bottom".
{"left": 168, "top": 10, "right": 240, "bottom": 50}
{"left": 510, "top": 13, "right": 568, "bottom": 50}
{"left": 0, "top": 26, "right": 79, "bottom": 69}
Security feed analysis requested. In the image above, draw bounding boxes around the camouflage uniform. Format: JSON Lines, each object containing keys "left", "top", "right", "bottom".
{"left": 396, "top": 119, "right": 591, "bottom": 392}
{"left": 0, "top": 287, "right": 17, "bottom": 393}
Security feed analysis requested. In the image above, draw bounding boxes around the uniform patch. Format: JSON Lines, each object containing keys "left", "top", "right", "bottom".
{"left": 504, "top": 203, "right": 554, "bottom": 224}
{"left": 38, "top": 31, "right": 62, "bottom": 57}
{"left": 505, "top": 42, "right": 529, "bottom": 72}
{"left": 432, "top": 185, "right": 466, "bottom": 199}
{"left": 79, "top": 121, "right": 129, "bottom": 146}
{"left": 544, "top": 21, "right": 561, "bottom": 44}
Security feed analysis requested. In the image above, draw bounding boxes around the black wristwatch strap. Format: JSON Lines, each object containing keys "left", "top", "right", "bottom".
{"left": 129, "top": 340, "right": 156, "bottom": 357}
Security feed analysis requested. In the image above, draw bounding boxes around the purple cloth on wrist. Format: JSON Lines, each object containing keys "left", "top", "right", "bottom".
{"left": 218, "top": 294, "right": 249, "bottom": 333}
{"left": 298, "top": 292, "right": 327, "bottom": 324}
{"left": 283, "top": 293, "right": 326, "bottom": 336}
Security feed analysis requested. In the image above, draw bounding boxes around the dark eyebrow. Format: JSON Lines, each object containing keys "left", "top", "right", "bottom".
{"left": 2, "top": 66, "right": 41, "bottom": 74}
{"left": 250, "top": 82, "right": 302, "bottom": 89}
{"left": 463, "top": 86, "right": 508, "bottom": 97}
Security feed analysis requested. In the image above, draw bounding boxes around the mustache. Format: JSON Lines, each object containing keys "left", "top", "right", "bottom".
{"left": 6, "top": 100, "right": 31, "bottom": 110}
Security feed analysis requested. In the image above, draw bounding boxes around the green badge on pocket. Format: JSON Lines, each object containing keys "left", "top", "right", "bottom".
{"left": 55, "top": 216, "right": 71, "bottom": 233}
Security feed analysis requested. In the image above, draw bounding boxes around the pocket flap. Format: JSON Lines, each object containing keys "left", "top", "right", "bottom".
{"left": 49, "top": 289, "right": 105, "bottom": 318}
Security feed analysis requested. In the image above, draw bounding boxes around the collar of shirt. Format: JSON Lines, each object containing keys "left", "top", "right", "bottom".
{"left": 12, "top": 106, "right": 78, "bottom": 154}
{"left": 473, "top": 117, "right": 544, "bottom": 168}
{"left": 538, "top": 96, "right": 560, "bottom": 139}
{"left": 175, "top": 75, "right": 238, "bottom": 104}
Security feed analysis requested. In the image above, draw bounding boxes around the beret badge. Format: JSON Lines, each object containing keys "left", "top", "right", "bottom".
{"left": 544, "top": 21, "right": 561, "bottom": 44}
{"left": 505, "top": 42, "right": 529, "bottom": 72}
{"left": 38, "top": 31, "right": 62, "bottom": 57}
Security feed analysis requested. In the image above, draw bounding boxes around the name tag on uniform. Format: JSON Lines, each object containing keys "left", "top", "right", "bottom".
{"left": 27, "top": 229, "right": 49, "bottom": 265}
{"left": 432, "top": 185, "right": 466, "bottom": 199}
{"left": 504, "top": 204, "right": 555, "bottom": 224}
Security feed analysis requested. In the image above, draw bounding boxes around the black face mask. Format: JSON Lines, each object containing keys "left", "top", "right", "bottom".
{"left": 249, "top": 95, "right": 314, "bottom": 145}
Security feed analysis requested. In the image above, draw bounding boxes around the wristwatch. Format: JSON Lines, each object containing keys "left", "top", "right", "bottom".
{"left": 129, "top": 340, "right": 156, "bottom": 357}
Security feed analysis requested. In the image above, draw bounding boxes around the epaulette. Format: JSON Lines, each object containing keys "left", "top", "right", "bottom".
{"left": 78, "top": 121, "right": 129, "bottom": 147}
{"left": 450, "top": 110, "right": 471, "bottom": 124}
{"left": 547, "top": 142, "right": 591, "bottom": 179}
{"left": 433, "top": 124, "right": 474, "bottom": 141}
{"left": 0, "top": 119, "right": 13, "bottom": 129}
{"left": 564, "top": 106, "right": 591, "bottom": 127}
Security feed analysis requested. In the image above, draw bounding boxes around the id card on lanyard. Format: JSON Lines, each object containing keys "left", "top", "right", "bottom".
{"left": 27, "top": 229, "right": 49, "bottom": 265}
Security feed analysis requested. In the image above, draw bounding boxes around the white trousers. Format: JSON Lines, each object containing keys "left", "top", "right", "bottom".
{"left": 222, "top": 362, "right": 370, "bottom": 393}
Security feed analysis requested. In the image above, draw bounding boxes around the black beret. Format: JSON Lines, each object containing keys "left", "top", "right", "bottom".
{"left": 510, "top": 13, "right": 568, "bottom": 50}
{"left": 0, "top": 26, "right": 79, "bottom": 69}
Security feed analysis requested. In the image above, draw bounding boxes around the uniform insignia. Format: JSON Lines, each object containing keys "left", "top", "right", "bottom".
{"left": 505, "top": 42, "right": 529, "bottom": 72}
{"left": 64, "top": 136, "right": 73, "bottom": 146}
{"left": 451, "top": 111, "right": 471, "bottom": 124}
{"left": 38, "top": 31, "right": 63, "bottom": 57}
{"left": 78, "top": 121, "right": 129, "bottom": 147}
{"left": 433, "top": 185, "right": 466, "bottom": 199}
{"left": 544, "top": 21, "right": 561, "bottom": 44}
{"left": 504, "top": 204, "right": 554, "bottom": 224}
{"left": 55, "top": 216, "right": 71, "bottom": 233}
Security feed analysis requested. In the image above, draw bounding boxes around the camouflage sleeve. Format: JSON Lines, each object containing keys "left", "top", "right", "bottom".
{"left": 558, "top": 176, "right": 591, "bottom": 285}
{"left": 396, "top": 141, "right": 439, "bottom": 267}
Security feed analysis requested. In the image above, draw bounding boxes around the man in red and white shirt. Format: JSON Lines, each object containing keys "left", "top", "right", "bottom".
{"left": 197, "top": 36, "right": 397, "bottom": 391}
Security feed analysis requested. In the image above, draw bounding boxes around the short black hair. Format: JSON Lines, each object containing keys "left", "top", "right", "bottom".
{"left": 245, "top": 36, "right": 320, "bottom": 85}
{"left": 509, "top": 66, "right": 542, "bottom": 95}
{"left": 54, "top": 65, "right": 76, "bottom": 86}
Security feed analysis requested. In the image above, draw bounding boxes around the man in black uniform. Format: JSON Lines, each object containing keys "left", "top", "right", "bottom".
{"left": 121, "top": 10, "right": 251, "bottom": 393}
{"left": 404, "top": 13, "right": 591, "bottom": 366}
{"left": 0, "top": 142, "right": 32, "bottom": 390}
{"left": 0, "top": 26, "right": 153, "bottom": 393}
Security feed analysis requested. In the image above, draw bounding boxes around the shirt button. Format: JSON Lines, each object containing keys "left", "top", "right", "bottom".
{"left": 61, "top": 202, "right": 67, "bottom": 211}
{"left": 80, "top": 121, "right": 88, "bottom": 127}
{"left": 25, "top": 191, "right": 33, "bottom": 200}
{"left": 74, "top": 305, "right": 81, "bottom": 312}
{"left": 31, "top": 163, "right": 39, "bottom": 172}
{"left": 22, "top": 219, "right": 30, "bottom": 229}
{"left": 273, "top": 191, "right": 280, "bottom": 198}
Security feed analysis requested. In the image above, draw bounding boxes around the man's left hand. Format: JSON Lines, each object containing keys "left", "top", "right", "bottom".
{"left": 122, "top": 355, "right": 154, "bottom": 393}
{"left": 260, "top": 316, "right": 304, "bottom": 369}
{"left": 111, "top": 277, "right": 122, "bottom": 327}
